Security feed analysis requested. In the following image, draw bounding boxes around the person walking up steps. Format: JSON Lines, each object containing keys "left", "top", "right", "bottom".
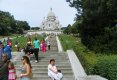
{"left": 14, "top": 40, "right": 20, "bottom": 52}
{"left": 25, "top": 38, "right": 33, "bottom": 59}
{"left": 33, "top": 37, "right": 40, "bottom": 63}
{"left": 47, "top": 41, "right": 50, "bottom": 50}
{"left": 42, "top": 39, "right": 46, "bottom": 53}
{"left": 7, "top": 37, "right": 12, "bottom": 48}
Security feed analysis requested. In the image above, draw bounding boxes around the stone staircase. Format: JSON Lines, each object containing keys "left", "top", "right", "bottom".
{"left": 47, "top": 35, "right": 58, "bottom": 51}
{"left": 14, "top": 35, "right": 75, "bottom": 80}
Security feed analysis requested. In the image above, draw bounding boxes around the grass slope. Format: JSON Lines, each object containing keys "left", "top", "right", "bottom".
{"left": 59, "top": 34, "right": 117, "bottom": 80}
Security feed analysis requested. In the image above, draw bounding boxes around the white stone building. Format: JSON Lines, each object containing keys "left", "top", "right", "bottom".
{"left": 40, "top": 8, "right": 62, "bottom": 30}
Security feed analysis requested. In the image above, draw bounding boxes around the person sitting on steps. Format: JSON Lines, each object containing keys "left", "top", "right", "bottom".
{"left": 48, "top": 59, "right": 63, "bottom": 80}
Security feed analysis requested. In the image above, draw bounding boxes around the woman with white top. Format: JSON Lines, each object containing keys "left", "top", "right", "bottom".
{"left": 48, "top": 59, "right": 63, "bottom": 80}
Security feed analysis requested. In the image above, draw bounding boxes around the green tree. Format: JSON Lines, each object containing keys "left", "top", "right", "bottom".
{"left": 0, "top": 10, "right": 30, "bottom": 35}
{"left": 16, "top": 20, "right": 30, "bottom": 34}
{"left": 71, "top": 21, "right": 80, "bottom": 35}
{"left": 63, "top": 24, "right": 71, "bottom": 34}
{"left": 31, "top": 27, "right": 40, "bottom": 30}
{"left": 67, "top": 0, "right": 117, "bottom": 53}
{"left": 0, "top": 11, "right": 14, "bottom": 35}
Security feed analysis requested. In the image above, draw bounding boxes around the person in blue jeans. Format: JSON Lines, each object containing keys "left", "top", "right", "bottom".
{"left": 33, "top": 37, "right": 40, "bottom": 63}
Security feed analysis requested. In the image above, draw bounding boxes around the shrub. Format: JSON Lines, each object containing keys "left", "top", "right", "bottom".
{"left": 74, "top": 46, "right": 97, "bottom": 74}
{"left": 93, "top": 55, "right": 117, "bottom": 80}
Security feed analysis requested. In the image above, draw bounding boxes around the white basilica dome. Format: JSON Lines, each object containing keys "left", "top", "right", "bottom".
{"left": 47, "top": 8, "right": 55, "bottom": 17}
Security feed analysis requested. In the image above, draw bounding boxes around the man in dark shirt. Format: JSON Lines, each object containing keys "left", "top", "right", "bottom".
{"left": 0, "top": 53, "right": 10, "bottom": 80}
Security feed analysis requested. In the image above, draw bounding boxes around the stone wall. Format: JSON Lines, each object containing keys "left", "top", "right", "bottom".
{"left": 27, "top": 30, "right": 63, "bottom": 35}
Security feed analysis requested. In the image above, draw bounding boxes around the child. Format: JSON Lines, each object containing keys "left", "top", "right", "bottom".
{"left": 15, "top": 41, "right": 19, "bottom": 51}
{"left": 47, "top": 41, "right": 50, "bottom": 50}
{"left": 42, "top": 40, "right": 46, "bottom": 53}
{"left": 8, "top": 61, "right": 16, "bottom": 80}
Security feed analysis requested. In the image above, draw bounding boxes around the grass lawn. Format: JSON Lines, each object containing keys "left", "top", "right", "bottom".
{"left": 11, "top": 34, "right": 44, "bottom": 51}
{"left": 58, "top": 34, "right": 78, "bottom": 51}
{"left": 59, "top": 34, "right": 89, "bottom": 53}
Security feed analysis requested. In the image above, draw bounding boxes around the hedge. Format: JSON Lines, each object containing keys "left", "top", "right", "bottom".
{"left": 93, "top": 55, "right": 117, "bottom": 80}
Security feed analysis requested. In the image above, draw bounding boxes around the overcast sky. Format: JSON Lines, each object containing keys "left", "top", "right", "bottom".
{"left": 0, "top": 0, "right": 77, "bottom": 27}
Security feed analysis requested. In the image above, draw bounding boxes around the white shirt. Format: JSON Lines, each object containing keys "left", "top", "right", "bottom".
{"left": 48, "top": 64, "right": 57, "bottom": 73}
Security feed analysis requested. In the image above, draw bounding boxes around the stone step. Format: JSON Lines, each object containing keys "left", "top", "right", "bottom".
{"left": 38, "top": 53, "right": 67, "bottom": 56}
{"left": 49, "top": 44, "right": 57, "bottom": 46}
{"left": 17, "top": 69, "right": 73, "bottom": 76}
{"left": 17, "top": 56, "right": 69, "bottom": 60}
{"left": 36, "top": 57, "right": 68, "bottom": 59}
{"left": 49, "top": 45, "right": 57, "bottom": 47}
{"left": 17, "top": 75, "right": 74, "bottom": 80}
{"left": 15, "top": 62, "right": 70, "bottom": 65}
{"left": 18, "top": 53, "right": 67, "bottom": 56}
{"left": 31, "top": 57, "right": 69, "bottom": 60}
{"left": 12, "top": 51, "right": 66, "bottom": 54}
{"left": 47, "top": 40, "right": 57, "bottom": 42}
{"left": 17, "top": 55, "right": 68, "bottom": 58}
{"left": 47, "top": 49, "right": 58, "bottom": 51}
{"left": 32, "top": 68, "right": 72, "bottom": 71}
{"left": 33, "top": 73, "right": 74, "bottom": 77}
{"left": 32, "top": 71, "right": 73, "bottom": 74}
{"left": 15, "top": 60, "right": 69, "bottom": 63}
{"left": 16, "top": 68, "right": 72, "bottom": 71}
{"left": 16, "top": 62, "right": 71, "bottom": 66}
{"left": 33, "top": 55, "right": 68, "bottom": 57}
{"left": 33, "top": 68, "right": 72, "bottom": 72}
{"left": 15, "top": 59, "right": 69, "bottom": 62}
{"left": 15, "top": 65, "right": 71, "bottom": 68}
{"left": 16, "top": 52, "right": 66, "bottom": 55}
{"left": 31, "top": 77, "right": 74, "bottom": 80}
{"left": 30, "top": 71, "right": 73, "bottom": 75}
{"left": 18, "top": 53, "right": 68, "bottom": 56}
{"left": 18, "top": 55, "right": 68, "bottom": 57}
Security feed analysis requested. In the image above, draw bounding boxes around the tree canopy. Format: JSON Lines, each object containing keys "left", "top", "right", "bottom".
{"left": 0, "top": 10, "right": 30, "bottom": 35}
{"left": 66, "top": 0, "right": 117, "bottom": 53}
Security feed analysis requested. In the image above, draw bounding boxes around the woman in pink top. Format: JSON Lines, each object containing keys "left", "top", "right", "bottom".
{"left": 42, "top": 40, "right": 46, "bottom": 53}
